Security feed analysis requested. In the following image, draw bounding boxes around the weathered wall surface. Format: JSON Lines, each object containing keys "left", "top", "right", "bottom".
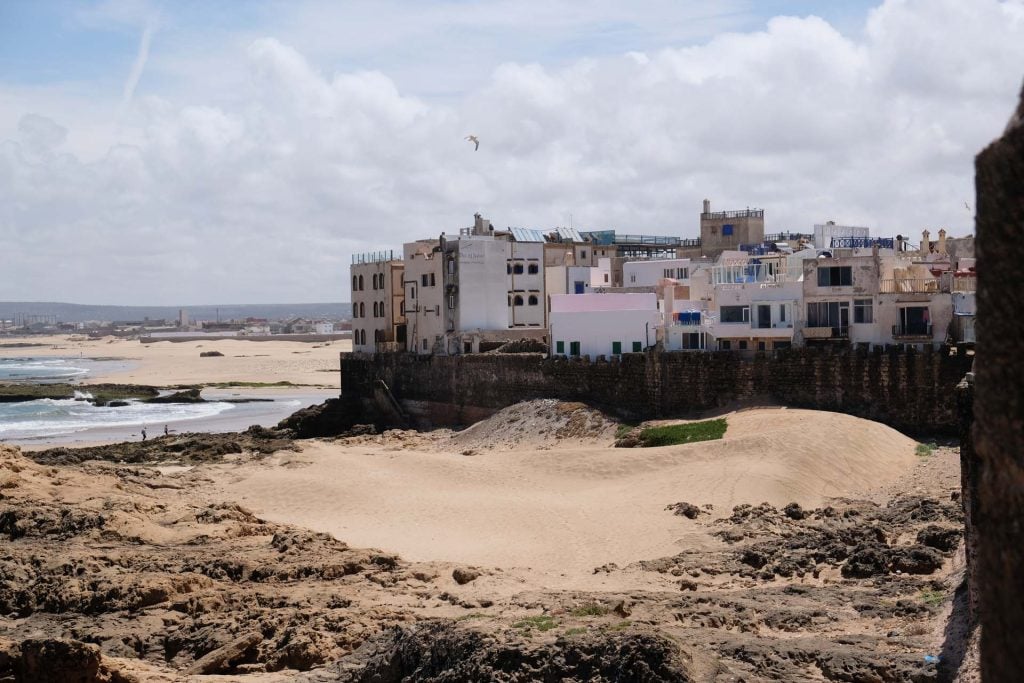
{"left": 972, "top": 84, "right": 1024, "bottom": 681}
{"left": 340, "top": 347, "right": 971, "bottom": 435}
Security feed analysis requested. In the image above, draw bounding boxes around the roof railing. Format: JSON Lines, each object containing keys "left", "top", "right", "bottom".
{"left": 701, "top": 209, "right": 764, "bottom": 219}
{"left": 352, "top": 250, "right": 401, "bottom": 265}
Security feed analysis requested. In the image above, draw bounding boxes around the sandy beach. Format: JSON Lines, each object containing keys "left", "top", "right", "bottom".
{"left": 0, "top": 334, "right": 350, "bottom": 386}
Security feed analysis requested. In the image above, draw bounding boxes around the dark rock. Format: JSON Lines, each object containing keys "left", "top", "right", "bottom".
{"left": 916, "top": 525, "right": 962, "bottom": 553}
{"left": 326, "top": 621, "right": 696, "bottom": 682}
{"left": 783, "top": 502, "right": 807, "bottom": 520}
{"left": 146, "top": 388, "right": 205, "bottom": 404}
{"left": 666, "top": 502, "right": 703, "bottom": 519}
{"left": 277, "top": 398, "right": 356, "bottom": 438}
{"left": 199, "top": 350, "right": 224, "bottom": 357}
{"left": 889, "top": 545, "right": 945, "bottom": 575}
{"left": 13, "top": 638, "right": 132, "bottom": 683}
{"left": 452, "top": 568, "right": 480, "bottom": 585}
{"left": 842, "top": 544, "right": 890, "bottom": 578}
{"left": 184, "top": 631, "right": 262, "bottom": 675}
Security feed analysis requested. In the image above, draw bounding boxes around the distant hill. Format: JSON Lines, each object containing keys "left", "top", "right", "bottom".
{"left": 0, "top": 302, "right": 352, "bottom": 324}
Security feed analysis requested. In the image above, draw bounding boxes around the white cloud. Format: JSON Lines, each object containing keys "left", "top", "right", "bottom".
{"left": 0, "top": 0, "right": 1022, "bottom": 305}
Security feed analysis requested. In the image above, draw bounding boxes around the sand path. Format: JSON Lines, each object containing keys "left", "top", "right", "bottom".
{"left": 219, "top": 408, "right": 918, "bottom": 577}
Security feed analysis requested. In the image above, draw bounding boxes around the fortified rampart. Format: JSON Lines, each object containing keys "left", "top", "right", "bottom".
{"left": 340, "top": 347, "right": 972, "bottom": 436}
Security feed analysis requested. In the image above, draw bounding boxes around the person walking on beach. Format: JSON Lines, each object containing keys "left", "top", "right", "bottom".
{"left": 164, "top": 425, "right": 169, "bottom": 437}
{"left": 141, "top": 427, "right": 147, "bottom": 441}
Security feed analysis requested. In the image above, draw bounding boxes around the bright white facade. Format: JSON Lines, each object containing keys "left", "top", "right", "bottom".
{"left": 549, "top": 293, "right": 659, "bottom": 358}
{"left": 814, "top": 222, "right": 870, "bottom": 249}
{"left": 623, "top": 258, "right": 691, "bottom": 287}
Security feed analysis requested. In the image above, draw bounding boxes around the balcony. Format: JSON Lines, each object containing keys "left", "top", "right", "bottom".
{"left": 892, "top": 323, "right": 933, "bottom": 340}
{"left": 952, "top": 275, "right": 977, "bottom": 292}
{"left": 803, "top": 326, "right": 849, "bottom": 340}
{"left": 879, "top": 278, "right": 940, "bottom": 294}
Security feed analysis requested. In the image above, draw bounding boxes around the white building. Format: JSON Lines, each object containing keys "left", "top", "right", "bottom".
{"left": 550, "top": 293, "right": 659, "bottom": 358}
{"left": 623, "top": 258, "right": 691, "bottom": 287}
{"left": 814, "top": 222, "right": 870, "bottom": 249}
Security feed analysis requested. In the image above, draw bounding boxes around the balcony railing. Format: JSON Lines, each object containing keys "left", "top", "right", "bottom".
{"left": 892, "top": 323, "right": 933, "bottom": 339}
{"left": 803, "top": 326, "right": 849, "bottom": 339}
{"left": 352, "top": 250, "right": 401, "bottom": 265}
{"left": 830, "top": 237, "right": 896, "bottom": 249}
{"left": 879, "top": 278, "right": 940, "bottom": 294}
{"left": 701, "top": 209, "right": 764, "bottom": 220}
{"left": 952, "top": 275, "right": 977, "bottom": 292}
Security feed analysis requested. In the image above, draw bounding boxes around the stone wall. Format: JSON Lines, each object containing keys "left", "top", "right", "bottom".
{"left": 971, "top": 82, "right": 1024, "bottom": 681}
{"left": 340, "top": 347, "right": 972, "bottom": 436}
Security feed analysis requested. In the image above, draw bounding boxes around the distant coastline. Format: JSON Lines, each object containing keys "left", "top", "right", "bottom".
{"left": 0, "top": 301, "right": 352, "bottom": 324}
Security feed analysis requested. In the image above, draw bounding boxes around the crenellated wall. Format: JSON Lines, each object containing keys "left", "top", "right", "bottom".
{"left": 340, "top": 347, "right": 972, "bottom": 436}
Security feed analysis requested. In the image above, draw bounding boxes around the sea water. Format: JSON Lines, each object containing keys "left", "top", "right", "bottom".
{"left": 0, "top": 394, "right": 238, "bottom": 440}
{"left": 0, "top": 356, "right": 318, "bottom": 444}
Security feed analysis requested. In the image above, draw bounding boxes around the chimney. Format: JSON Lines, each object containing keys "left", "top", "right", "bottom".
{"left": 938, "top": 228, "right": 948, "bottom": 255}
{"left": 703, "top": 199, "right": 710, "bottom": 215}
{"left": 921, "top": 229, "right": 930, "bottom": 256}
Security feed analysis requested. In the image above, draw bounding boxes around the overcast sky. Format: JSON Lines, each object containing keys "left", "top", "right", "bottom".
{"left": 1, "top": 0, "right": 1022, "bottom": 305}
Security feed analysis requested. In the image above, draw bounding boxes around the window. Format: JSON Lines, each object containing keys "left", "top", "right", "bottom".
{"left": 774, "top": 341, "right": 792, "bottom": 350}
{"left": 854, "top": 298, "right": 873, "bottom": 324}
{"left": 580, "top": 250, "right": 587, "bottom": 260}
{"left": 400, "top": 301, "right": 405, "bottom": 315}
{"left": 421, "top": 274, "right": 428, "bottom": 286}
{"left": 359, "top": 302, "right": 365, "bottom": 318}
{"left": 779, "top": 304, "right": 787, "bottom": 322}
{"left": 757, "top": 341, "right": 766, "bottom": 351}
{"left": 422, "top": 338, "right": 428, "bottom": 351}
{"left": 629, "top": 274, "right": 636, "bottom": 283}
{"left": 720, "top": 305, "right": 749, "bottom": 323}
{"left": 612, "top": 341, "right": 622, "bottom": 355}
{"left": 430, "top": 273, "right": 436, "bottom": 286}
{"left": 570, "top": 341, "right": 581, "bottom": 356}
{"left": 632, "top": 341, "right": 642, "bottom": 352}
{"left": 373, "top": 302, "right": 378, "bottom": 317}
{"left": 528, "top": 263, "right": 539, "bottom": 274}
{"left": 663, "top": 268, "right": 674, "bottom": 278}
{"left": 678, "top": 267, "right": 688, "bottom": 279}
{"left": 556, "top": 341, "right": 565, "bottom": 354}
{"left": 506, "top": 263, "right": 511, "bottom": 274}
{"left": 513, "top": 263, "right": 524, "bottom": 274}
{"left": 739, "top": 340, "right": 748, "bottom": 350}
{"left": 447, "top": 258, "right": 455, "bottom": 274}
{"left": 352, "top": 275, "right": 358, "bottom": 291}
{"left": 722, "top": 224, "right": 734, "bottom": 236}
{"left": 898, "top": 306, "right": 931, "bottom": 335}
{"left": 604, "top": 273, "right": 609, "bottom": 283}
{"left": 817, "top": 266, "right": 853, "bottom": 287}
{"left": 435, "top": 305, "right": 440, "bottom": 315}
{"left": 513, "top": 295, "right": 524, "bottom": 306}
{"left": 720, "top": 339, "right": 731, "bottom": 350}
{"left": 507, "top": 295, "right": 511, "bottom": 306}
{"left": 528, "top": 295, "right": 538, "bottom": 305}
{"left": 410, "top": 286, "right": 416, "bottom": 300}
{"left": 358, "top": 274, "right": 364, "bottom": 290}
{"left": 806, "top": 301, "right": 850, "bottom": 329}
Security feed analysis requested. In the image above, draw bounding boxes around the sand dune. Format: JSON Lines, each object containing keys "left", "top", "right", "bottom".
{"left": 220, "top": 407, "right": 918, "bottom": 576}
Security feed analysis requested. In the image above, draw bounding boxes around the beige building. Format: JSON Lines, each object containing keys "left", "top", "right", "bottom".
{"left": 350, "top": 252, "right": 406, "bottom": 353}
{"left": 699, "top": 199, "right": 765, "bottom": 257}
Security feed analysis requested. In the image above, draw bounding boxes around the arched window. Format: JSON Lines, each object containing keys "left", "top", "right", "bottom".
{"left": 352, "top": 275, "right": 358, "bottom": 292}
{"left": 358, "top": 274, "right": 364, "bottom": 291}
{"left": 359, "top": 302, "right": 365, "bottom": 318}
{"left": 528, "top": 295, "right": 538, "bottom": 306}
{"left": 528, "top": 263, "right": 539, "bottom": 274}
{"left": 373, "top": 302, "right": 378, "bottom": 317}
{"left": 513, "top": 295, "right": 524, "bottom": 306}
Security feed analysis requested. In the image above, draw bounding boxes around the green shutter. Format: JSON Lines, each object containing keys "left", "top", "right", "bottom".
{"left": 632, "top": 341, "right": 642, "bottom": 352}
{"left": 612, "top": 341, "right": 622, "bottom": 355}
{"left": 556, "top": 340, "right": 565, "bottom": 354}
{"left": 570, "top": 341, "right": 581, "bottom": 356}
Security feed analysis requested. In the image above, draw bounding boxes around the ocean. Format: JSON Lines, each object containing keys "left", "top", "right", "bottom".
{"left": 0, "top": 357, "right": 332, "bottom": 445}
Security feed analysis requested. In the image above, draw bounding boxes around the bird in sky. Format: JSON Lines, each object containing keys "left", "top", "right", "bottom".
{"left": 465, "top": 135, "right": 479, "bottom": 151}
{"left": 964, "top": 201, "right": 971, "bottom": 211}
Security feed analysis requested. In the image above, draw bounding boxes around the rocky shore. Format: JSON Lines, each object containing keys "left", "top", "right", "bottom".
{"left": 0, "top": 414, "right": 966, "bottom": 682}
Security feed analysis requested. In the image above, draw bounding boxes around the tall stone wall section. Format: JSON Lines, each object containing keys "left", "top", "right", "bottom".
{"left": 970, "top": 82, "right": 1024, "bottom": 681}
{"left": 341, "top": 347, "right": 971, "bottom": 436}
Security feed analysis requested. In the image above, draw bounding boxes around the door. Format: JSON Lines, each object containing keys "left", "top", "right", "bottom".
{"left": 757, "top": 304, "right": 771, "bottom": 329}
{"left": 574, "top": 281, "right": 585, "bottom": 294}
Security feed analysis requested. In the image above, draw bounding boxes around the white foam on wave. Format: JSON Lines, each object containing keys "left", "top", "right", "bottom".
{"left": 0, "top": 399, "right": 236, "bottom": 439}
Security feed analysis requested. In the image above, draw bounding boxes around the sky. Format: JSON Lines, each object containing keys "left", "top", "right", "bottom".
{"left": 1, "top": 0, "right": 1022, "bottom": 305}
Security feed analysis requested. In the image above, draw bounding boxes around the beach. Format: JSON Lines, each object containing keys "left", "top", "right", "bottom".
{"left": 0, "top": 336, "right": 967, "bottom": 681}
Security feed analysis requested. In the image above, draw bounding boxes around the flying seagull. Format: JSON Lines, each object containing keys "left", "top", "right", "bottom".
{"left": 465, "top": 135, "right": 479, "bottom": 151}
{"left": 964, "top": 201, "right": 971, "bottom": 211}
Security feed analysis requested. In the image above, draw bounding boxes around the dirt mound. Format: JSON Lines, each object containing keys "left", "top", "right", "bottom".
{"left": 449, "top": 399, "right": 618, "bottom": 452}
